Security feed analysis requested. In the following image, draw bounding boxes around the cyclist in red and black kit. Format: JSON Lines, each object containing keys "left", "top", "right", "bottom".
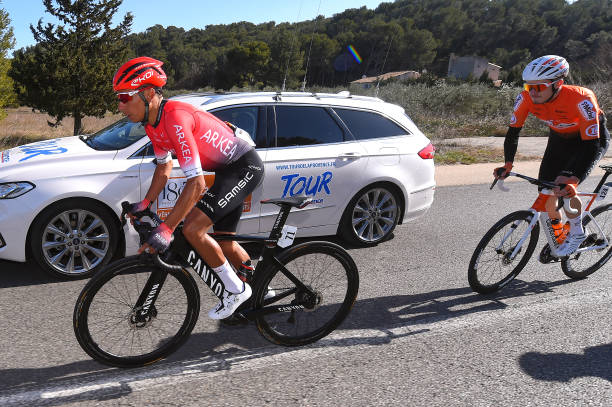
{"left": 114, "top": 57, "right": 264, "bottom": 319}
{"left": 494, "top": 55, "right": 610, "bottom": 257}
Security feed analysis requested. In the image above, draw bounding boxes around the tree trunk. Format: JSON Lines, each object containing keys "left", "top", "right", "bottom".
{"left": 73, "top": 112, "right": 83, "bottom": 136}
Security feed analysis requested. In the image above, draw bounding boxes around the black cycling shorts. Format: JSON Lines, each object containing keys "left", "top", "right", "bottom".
{"left": 538, "top": 114, "right": 610, "bottom": 187}
{"left": 195, "top": 149, "right": 264, "bottom": 232}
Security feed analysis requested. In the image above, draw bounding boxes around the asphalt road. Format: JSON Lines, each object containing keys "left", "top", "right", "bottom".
{"left": 1, "top": 175, "right": 611, "bottom": 406}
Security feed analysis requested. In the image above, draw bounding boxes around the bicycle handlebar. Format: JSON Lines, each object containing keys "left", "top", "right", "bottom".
{"left": 120, "top": 201, "right": 176, "bottom": 265}
{"left": 490, "top": 172, "right": 579, "bottom": 215}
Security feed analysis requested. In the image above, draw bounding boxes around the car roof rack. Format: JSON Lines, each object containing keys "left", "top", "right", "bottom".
{"left": 197, "top": 91, "right": 383, "bottom": 105}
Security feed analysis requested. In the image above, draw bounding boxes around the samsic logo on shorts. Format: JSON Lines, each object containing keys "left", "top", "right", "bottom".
{"left": 578, "top": 100, "right": 596, "bottom": 121}
{"left": 586, "top": 124, "right": 599, "bottom": 138}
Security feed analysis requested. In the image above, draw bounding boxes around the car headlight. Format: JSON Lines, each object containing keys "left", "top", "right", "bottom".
{"left": 0, "top": 182, "right": 36, "bottom": 199}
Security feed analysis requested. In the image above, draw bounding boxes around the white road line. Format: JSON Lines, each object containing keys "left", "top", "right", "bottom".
{"left": 1, "top": 286, "right": 610, "bottom": 406}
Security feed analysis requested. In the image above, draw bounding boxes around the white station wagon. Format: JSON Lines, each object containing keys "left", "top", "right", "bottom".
{"left": 0, "top": 91, "right": 435, "bottom": 278}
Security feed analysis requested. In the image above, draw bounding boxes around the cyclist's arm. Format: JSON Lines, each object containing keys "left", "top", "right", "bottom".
{"left": 503, "top": 92, "right": 530, "bottom": 163}
{"left": 164, "top": 177, "right": 205, "bottom": 230}
{"left": 503, "top": 126, "right": 522, "bottom": 163}
{"left": 566, "top": 94, "right": 605, "bottom": 181}
{"left": 143, "top": 159, "right": 173, "bottom": 204}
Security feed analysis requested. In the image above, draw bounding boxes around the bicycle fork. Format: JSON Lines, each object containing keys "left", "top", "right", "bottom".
{"left": 132, "top": 268, "right": 169, "bottom": 324}
{"left": 497, "top": 210, "right": 539, "bottom": 261}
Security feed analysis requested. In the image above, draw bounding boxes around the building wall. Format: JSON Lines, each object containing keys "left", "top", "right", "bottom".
{"left": 448, "top": 53, "right": 501, "bottom": 81}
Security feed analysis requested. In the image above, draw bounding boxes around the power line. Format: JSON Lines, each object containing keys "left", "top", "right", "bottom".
{"left": 301, "top": 0, "right": 323, "bottom": 91}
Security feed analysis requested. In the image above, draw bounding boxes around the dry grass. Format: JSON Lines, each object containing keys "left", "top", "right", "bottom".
{"left": 0, "top": 107, "right": 122, "bottom": 150}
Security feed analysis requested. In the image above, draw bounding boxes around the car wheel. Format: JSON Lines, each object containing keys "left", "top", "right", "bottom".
{"left": 30, "top": 200, "right": 120, "bottom": 280}
{"left": 339, "top": 184, "right": 401, "bottom": 246}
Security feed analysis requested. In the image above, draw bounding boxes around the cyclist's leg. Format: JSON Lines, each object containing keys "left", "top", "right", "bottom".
{"left": 214, "top": 149, "right": 265, "bottom": 270}
{"left": 188, "top": 150, "right": 264, "bottom": 318}
{"left": 215, "top": 206, "right": 250, "bottom": 269}
{"left": 539, "top": 134, "right": 566, "bottom": 220}
{"left": 185, "top": 203, "right": 252, "bottom": 319}
{"left": 187, "top": 151, "right": 262, "bottom": 273}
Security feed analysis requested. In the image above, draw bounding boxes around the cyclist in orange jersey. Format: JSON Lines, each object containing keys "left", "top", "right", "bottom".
{"left": 494, "top": 55, "right": 610, "bottom": 257}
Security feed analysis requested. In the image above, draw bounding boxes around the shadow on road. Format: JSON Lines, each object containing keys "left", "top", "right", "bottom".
{"left": 0, "top": 260, "right": 59, "bottom": 288}
{"left": 0, "top": 235, "right": 361, "bottom": 290}
{"left": 0, "top": 276, "right": 578, "bottom": 406}
{"left": 519, "top": 343, "right": 612, "bottom": 383}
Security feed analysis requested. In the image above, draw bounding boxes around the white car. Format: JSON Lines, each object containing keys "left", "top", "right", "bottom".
{"left": 0, "top": 91, "right": 435, "bottom": 279}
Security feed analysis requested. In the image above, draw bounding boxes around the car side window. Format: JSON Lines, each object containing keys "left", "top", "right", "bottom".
{"left": 210, "top": 106, "right": 258, "bottom": 145}
{"left": 274, "top": 106, "right": 344, "bottom": 147}
{"left": 132, "top": 142, "right": 154, "bottom": 158}
{"left": 333, "top": 108, "right": 409, "bottom": 140}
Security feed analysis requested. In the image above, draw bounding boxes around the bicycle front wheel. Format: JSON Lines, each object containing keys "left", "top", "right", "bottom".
{"left": 73, "top": 256, "right": 200, "bottom": 368}
{"left": 468, "top": 210, "right": 539, "bottom": 294}
{"left": 562, "top": 203, "right": 612, "bottom": 279}
{"left": 254, "top": 241, "right": 359, "bottom": 346}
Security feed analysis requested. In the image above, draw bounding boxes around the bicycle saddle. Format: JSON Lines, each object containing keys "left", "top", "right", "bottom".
{"left": 261, "top": 194, "right": 312, "bottom": 208}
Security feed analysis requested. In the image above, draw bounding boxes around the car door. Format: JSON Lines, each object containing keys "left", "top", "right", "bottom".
{"left": 259, "top": 104, "right": 368, "bottom": 235}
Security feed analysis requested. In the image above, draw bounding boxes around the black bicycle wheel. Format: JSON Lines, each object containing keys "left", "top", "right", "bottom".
{"left": 254, "top": 241, "right": 359, "bottom": 346}
{"left": 562, "top": 203, "right": 612, "bottom": 279}
{"left": 468, "top": 210, "right": 539, "bottom": 294}
{"left": 73, "top": 255, "right": 200, "bottom": 368}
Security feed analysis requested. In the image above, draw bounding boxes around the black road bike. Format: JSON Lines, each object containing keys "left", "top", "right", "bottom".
{"left": 73, "top": 196, "right": 359, "bottom": 368}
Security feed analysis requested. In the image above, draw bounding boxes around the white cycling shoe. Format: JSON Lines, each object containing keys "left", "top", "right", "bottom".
{"left": 208, "top": 283, "right": 252, "bottom": 320}
{"left": 556, "top": 232, "right": 587, "bottom": 257}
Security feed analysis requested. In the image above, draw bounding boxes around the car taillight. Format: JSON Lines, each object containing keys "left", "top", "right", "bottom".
{"left": 418, "top": 143, "right": 435, "bottom": 159}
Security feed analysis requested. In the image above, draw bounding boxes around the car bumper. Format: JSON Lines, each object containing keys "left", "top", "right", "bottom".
{"left": 404, "top": 183, "right": 435, "bottom": 222}
{"left": 0, "top": 198, "right": 37, "bottom": 262}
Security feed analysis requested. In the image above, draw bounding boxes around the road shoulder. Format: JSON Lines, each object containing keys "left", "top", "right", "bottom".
{"left": 435, "top": 159, "right": 612, "bottom": 187}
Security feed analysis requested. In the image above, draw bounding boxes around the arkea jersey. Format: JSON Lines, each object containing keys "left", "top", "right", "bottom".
{"left": 509, "top": 85, "right": 603, "bottom": 140}
{"left": 145, "top": 100, "right": 251, "bottom": 178}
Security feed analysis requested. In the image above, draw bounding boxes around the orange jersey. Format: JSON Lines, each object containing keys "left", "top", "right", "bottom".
{"left": 509, "top": 85, "right": 602, "bottom": 140}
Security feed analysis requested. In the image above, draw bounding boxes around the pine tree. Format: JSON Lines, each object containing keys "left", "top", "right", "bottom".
{"left": 9, "top": 0, "right": 132, "bottom": 135}
{"left": 0, "top": 2, "right": 15, "bottom": 121}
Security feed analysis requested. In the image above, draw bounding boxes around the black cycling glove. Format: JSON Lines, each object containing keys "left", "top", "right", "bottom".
{"left": 146, "top": 223, "right": 173, "bottom": 253}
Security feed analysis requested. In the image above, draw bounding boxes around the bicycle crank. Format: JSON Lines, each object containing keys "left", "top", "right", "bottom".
{"left": 538, "top": 244, "right": 561, "bottom": 264}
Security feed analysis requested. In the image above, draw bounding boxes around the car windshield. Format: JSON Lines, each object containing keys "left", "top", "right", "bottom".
{"left": 83, "top": 118, "right": 146, "bottom": 151}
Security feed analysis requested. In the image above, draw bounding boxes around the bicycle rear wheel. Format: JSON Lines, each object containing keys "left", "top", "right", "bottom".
{"left": 73, "top": 256, "right": 200, "bottom": 368}
{"left": 468, "top": 210, "right": 539, "bottom": 294}
{"left": 254, "top": 241, "right": 359, "bottom": 346}
{"left": 562, "top": 203, "right": 612, "bottom": 279}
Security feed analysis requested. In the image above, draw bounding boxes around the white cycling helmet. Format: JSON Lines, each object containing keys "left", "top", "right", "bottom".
{"left": 522, "top": 55, "right": 569, "bottom": 81}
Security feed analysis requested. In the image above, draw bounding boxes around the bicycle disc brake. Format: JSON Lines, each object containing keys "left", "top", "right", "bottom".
{"left": 500, "top": 245, "right": 521, "bottom": 265}
{"left": 129, "top": 305, "right": 158, "bottom": 328}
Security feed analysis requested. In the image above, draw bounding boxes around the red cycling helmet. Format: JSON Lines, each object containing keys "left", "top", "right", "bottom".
{"left": 113, "top": 56, "right": 167, "bottom": 92}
